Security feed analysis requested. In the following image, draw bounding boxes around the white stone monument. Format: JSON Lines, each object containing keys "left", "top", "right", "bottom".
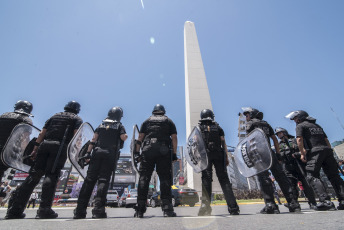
{"left": 184, "top": 21, "right": 221, "bottom": 194}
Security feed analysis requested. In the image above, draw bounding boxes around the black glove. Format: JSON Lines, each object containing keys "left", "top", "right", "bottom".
{"left": 172, "top": 154, "right": 178, "bottom": 162}
{"left": 134, "top": 151, "right": 142, "bottom": 162}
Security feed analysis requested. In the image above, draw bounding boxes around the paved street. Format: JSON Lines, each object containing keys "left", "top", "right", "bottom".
{"left": 0, "top": 202, "right": 342, "bottom": 230}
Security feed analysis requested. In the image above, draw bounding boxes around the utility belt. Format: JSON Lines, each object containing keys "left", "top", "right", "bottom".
{"left": 206, "top": 141, "right": 221, "bottom": 152}
{"left": 44, "top": 140, "right": 62, "bottom": 145}
{"left": 143, "top": 138, "right": 170, "bottom": 147}
{"left": 95, "top": 145, "right": 118, "bottom": 152}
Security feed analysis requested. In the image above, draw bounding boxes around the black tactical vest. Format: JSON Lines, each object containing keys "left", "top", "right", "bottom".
{"left": 279, "top": 138, "right": 298, "bottom": 162}
{"left": 199, "top": 121, "right": 222, "bottom": 152}
{"left": 96, "top": 121, "right": 121, "bottom": 150}
{"left": 0, "top": 112, "right": 32, "bottom": 148}
{"left": 143, "top": 115, "right": 171, "bottom": 146}
{"left": 45, "top": 112, "right": 78, "bottom": 143}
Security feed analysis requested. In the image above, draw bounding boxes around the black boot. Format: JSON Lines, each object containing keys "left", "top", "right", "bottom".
{"left": 162, "top": 202, "right": 176, "bottom": 217}
{"left": 309, "top": 203, "right": 317, "bottom": 210}
{"left": 134, "top": 203, "right": 146, "bottom": 218}
{"left": 5, "top": 212, "right": 26, "bottom": 220}
{"left": 259, "top": 203, "right": 280, "bottom": 214}
{"left": 73, "top": 208, "right": 87, "bottom": 219}
{"left": 228, "top": 204, "right": 240, "bottom": 215}
{"left": 92, "top": 209, "right": 107, "bottom": 218}
{"left": 288, "top": 201, "right": 301, "bottom": 213}
{"left": 36, "top": 208, "right": 58, "bottom": 219}
{"left": 337, "top": 200, "right": 344, "bottom": 210}
{"left": 315, "top": 200, "right": 336, "bottom": 211}
{"left": 198, "top": 202, "right": 212, "bottom": 216}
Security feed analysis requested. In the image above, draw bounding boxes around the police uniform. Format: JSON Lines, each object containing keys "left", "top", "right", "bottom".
{"left": 6, "top": 110, "right": 82, "bottom": 219}
{"left": 0, "top": 112, "right": 33, "bottom": 182}
{"left": 278, "top": 136, "right": 317, "bottom": 208}
{"left": 198, "top": 119, "right": 239, "bottom": 215}
{"left": 136, "top": 111, "right": 177, "bottom": 217}
{"left": 246, "top": 118, "right": 300, "bottom": 213}
{"left": 296, "top": 120, "right": 344, "bottom": 209}
{"left": 74, "top": 119, "right": 126, "bottom": 219}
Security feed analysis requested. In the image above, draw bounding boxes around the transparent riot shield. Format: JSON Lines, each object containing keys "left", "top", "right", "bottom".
{"left": 185, "top": 126, "right": 208, "bottom": 173}
{"left": 67, "top": 122, "right": 94, "bottom": 179}
{"left": 233, "top": 128, "right": 273, "bottom": 177}
{"left": 1, "top": 123, "right": 41, "bottom": 172}
{"left": 130, "top": 125, "right": 141, "bottom": 174}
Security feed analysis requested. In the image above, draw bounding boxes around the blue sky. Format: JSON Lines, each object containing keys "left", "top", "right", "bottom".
{"left": 1, "top": 1, "right": 343, "bottom": 153}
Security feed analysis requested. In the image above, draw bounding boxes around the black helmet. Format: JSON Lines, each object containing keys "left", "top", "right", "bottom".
{"left": 200, "top": 109, "right": 214, "bottom": 121}
{"left": 14, "top": 100, "right": 33, "bottom": 116}
{"left": 275, "top": 127, "right": 294, "bottom": 139}
{"left": 285, "top": 110, "right": 309, "bottom": 122}
{"left": 107, "top": 107, "right": 123, "bottom": 122}
{"left": 152, "top": 104, "right": 166, "bottom": 115}
{"left": 242, "top": 107, "right": 263, "bottom": 120}
{"left": 64, "top": 101, "right": 81, "bottom": 114}
{"left": 275, "top": 127, "right": 288, "bottom": 135}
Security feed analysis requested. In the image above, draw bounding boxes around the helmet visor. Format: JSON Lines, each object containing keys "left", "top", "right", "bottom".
{"left": 241, "top": 107, "right": 253, "bottom": 115}
{"left": 285, "top": 111, "right": 299, "bottom": 120}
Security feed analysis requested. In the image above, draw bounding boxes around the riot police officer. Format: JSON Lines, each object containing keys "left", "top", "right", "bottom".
{"left": 73, "top": 107, "right": 127, "bottom": 219}
{"left": 0, "top": 100, "right": 34, "bottom": 183}
{"left": 286, "top": 110, "right": 344, "bottom": 210}
{"left": 197, "top": 109, "right": 239, "bottom": 216}
{"left": 243, "top": 107, "right": 300, "bottom": 214}
{"left": 5, "top": 101, "right": 83, "bottom": 219}
{"left": 275, "top": 127, "right": 317, "bottom": 209}
{"left": 134, "top": 104, "right": 178, "bottom": 218}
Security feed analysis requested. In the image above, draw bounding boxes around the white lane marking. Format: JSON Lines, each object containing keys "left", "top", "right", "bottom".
{"left": 301, "top": 211, "right": 329, "bottom": 214}
{"left": 39, "top": 219, "right": 101, "bottom": 222}
{"left": 183, "top": 216, "right": 231, "bottom": 219}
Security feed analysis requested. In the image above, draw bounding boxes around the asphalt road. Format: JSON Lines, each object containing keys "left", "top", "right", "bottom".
{"left": 0, "top": 202, "right": 342, "bottom": 230}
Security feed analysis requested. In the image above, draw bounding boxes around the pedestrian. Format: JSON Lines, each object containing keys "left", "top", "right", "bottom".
{"left": 275, "top": 127, "right": 317, "bottom": 209}
{"left": 243, "top": 107, "right": 301, "bottom": 214}
{"left": 134, "top": 104, "right": 178, "bottom": 218}
{"left": 197, "top": 109, "right": 239, "bottom": 216}
{"left": 5, "top": 101, "right": 83, "bottom": 219}
{"left": 286, "top": 110, "right": 344, "bottom": 210}
{"left": 73, "top": 107, "right": 127, "bottom": 219}
{"left": 27, "top": 191, "right": 38, "bottom": 208}
{"left": 0, "top": 101, "right": 34, "bottom": 183}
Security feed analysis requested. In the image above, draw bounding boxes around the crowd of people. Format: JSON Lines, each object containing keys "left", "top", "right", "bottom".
{"left": 0, "top": 100, "right": 343, "bottom": 220}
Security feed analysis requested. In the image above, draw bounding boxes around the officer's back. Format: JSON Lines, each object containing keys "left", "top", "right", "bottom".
{"left": 0, "top": 101, "right": 33, "bottom": 148}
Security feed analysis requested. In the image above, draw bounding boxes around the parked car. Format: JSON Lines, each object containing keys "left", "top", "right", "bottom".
{"left": 150, "top": 187, "right": 199, "bottom": 207}
{"left": 118, "top": 192, "right": 128, "bottom": 207}
{"left": 125, "top": 189, "right": 137, "bottom": 208}
{"left": 172, "top": 187, "right": 199, "bottom": 207}
{"left": 106, "top": 190, "right": 119, "bottom": 207}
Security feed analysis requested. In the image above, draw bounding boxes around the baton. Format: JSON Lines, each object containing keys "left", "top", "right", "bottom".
{"left": 51, "top": 125, "right": 70, "bottom": 173}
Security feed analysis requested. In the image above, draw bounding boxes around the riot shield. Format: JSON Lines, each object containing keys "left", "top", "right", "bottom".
{"left": 233, "top": 128, "right": 273, "bottom": 177}
{"left": 130, "top": 125, "right": 141, "bottom": 174}
{"left": 185, "top": 126, "right": 208, "bottom": 173}
{"left": 67, "top": 122, "right": 94, "bottom": 179}
{"left": 1, "top": 123, "right": 41, "bottom": 172}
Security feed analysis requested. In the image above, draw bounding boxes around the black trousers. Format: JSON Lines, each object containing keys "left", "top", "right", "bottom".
{"left": 27, "top": 199, "right": 36, "bottom": 208}
{"left": 305, "top": 148, "right": 344, "bottom": 202}
{"left": 76, "top": 148, "right": 118, "bottom": 214}
{"left": 7, "top": 141, "right": 67, "bottom": 215}
{"left": 201, "top": 151, "right": 238, "bottom": 209}
{"left": 282, "top": 159, "right": 316, "bottom": 205}
{"left": 137, "top": 150, "right": 172, "bottom": 208}
{"left": 258, "top": 155, "right": 297, "bottom": 204}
